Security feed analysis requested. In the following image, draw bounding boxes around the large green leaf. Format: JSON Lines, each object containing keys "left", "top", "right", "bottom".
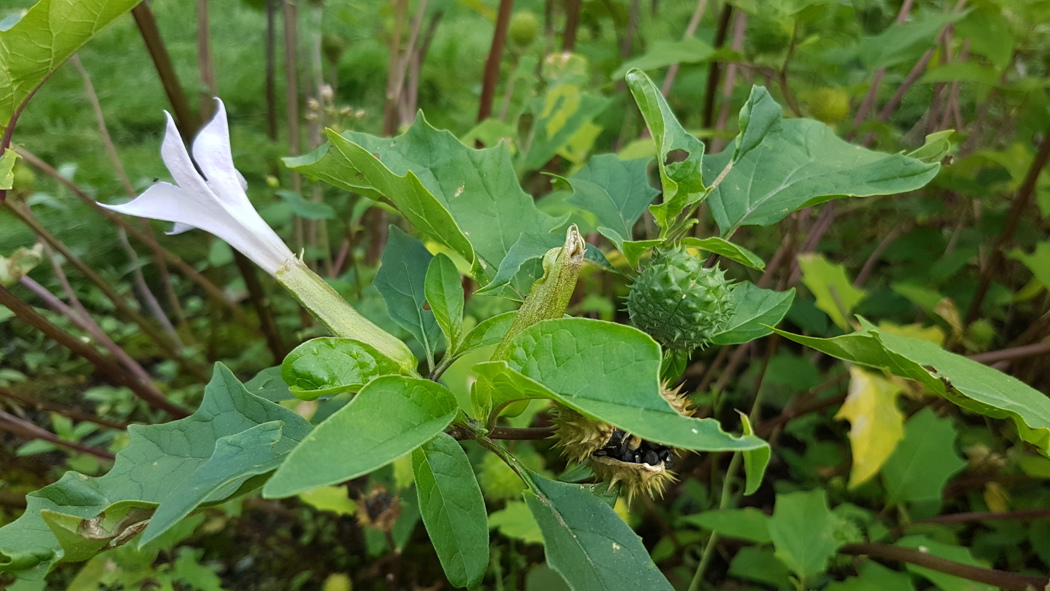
{"left": 0, "top": 365, "right": 312, "bottom": 580}
{"left": 473, "top": 318, "right": 767, "bottom": 454}
{"left": 625, "top": 69, "right": 706, "bottom": 231}
{"left": 0, "top": 0, "right": 140, "bottom": 136}
{"left": 561, "top": 155, "right": 659, "bottom": 252}
{"left": 412, "top": 434, "right": 488, "bottom": 588}
{"left": 767, "top": 490, "right": 844, "bottom": 580}
{"left": 882, "top": 408, "right": 965, "bottom": 505}
{"left": 375, "top": 226, "right": 442, "bottom": 361}
{"left": 774, "top": 320, "right": 1050, "bottom": 455}
{"left": 704, "top": 87, "right": 940, "bottom": 235}
{"left": 709, "top": 283, "right": 795, "bottom": 346}
{"left": 281, "top": 337, "right": 404, "bottom": 400}
{"left": 286, "top": 116, "right": 561, "bottom": 285}
{"left": 263, "top": 376, "right": 458, "bottom": 498}
{"left": 524, "top": 473, "right": 674, "bottom": 591}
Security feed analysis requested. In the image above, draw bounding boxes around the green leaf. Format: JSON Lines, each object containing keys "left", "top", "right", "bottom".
{"left": 474, "top": 318, "right": 767, "bottom": 453}
{"left": 907, "top": 130, "right": 955, "bottom": 164}
{"left": 709, "top": 284, "right": 795, "bottom": 346}
{"left": 1009, "top": 241, "right": 1050, "bottom": 290}
{"left": 263, "top": 376, "right": 458, "bottom": 498}
{"left": 621, "top": 239, "right": 663, "bottom": 269}
{"left": 825, "top": 561, "right": 916, "bottom": 591}
{"left": 767, "top": 489, "right": 844, "bottom": 580}
{"left": 275, "top": 190, "right": 336, "bottom": 220}
{"left": 797, "top": 253, "right": 867, "bottom": 330}
{"left": 524, "top": 473, "right": 674, "bottom": 591}
{"left": 728, "top": 546, "right": 792, "bottom": 588}
{"left": 281, "top": 337, "right": 404, "bottom": 400}
{"left": 375, "top": 226, "right": 442, "bottom": 361}
{"left": 882, "top": 408, "right": 965, "bottom": 504}
{"left": 522, "top": 84, "right": 610, "bottom": 173}
{"left": 738, "top": 412, "right": 769, "bottom": 495}
{"left": 489, "top": 501, "right": 543, "bottom": 545}
{"left": 0, "top": 148, "right": 17, "bottom": 190}
{"left": 287, "top": 117, "right": 561, "bottom": 285}
{"left": 774, "top": 321, "right": 1050, "bottom": 455}
{"left": 704, "top": 89, "right": 939, "bottom": 235}
{"left": 858, "top": 13, "right": 965, "bottom": 70}
{"left": 412, "top": 433, "right": 489, "bottom": 588}
{"left": 425, "top": 254, "right": 466, "bottom": 353}
{"left": 459, "top": 311, "right": 517, "bottom": 356}
{"left": 612, "top": 37, "right": 715, "bottom": 80}
{"left": 561, "top": 155, "right": 659, "bottom": 252}
{"left": 681, "top": 508, "right": 772, "bottom": 544}
{"left": 139, "top": 421, "right": 291, "bottom": 546}
{"left": 0, "top": 0, "right": 141, "bottom": 137}
{"left": 625, "top": 69, "right": 706, "bottom": 231}
{"left": 680, "top": 237, "right": 765, "bottom": 270}
{"left": 0, "top": 365, "right": 312, "bottom": 580}
{"left": 243, "top": 366, "right": 293, "bottom": 402}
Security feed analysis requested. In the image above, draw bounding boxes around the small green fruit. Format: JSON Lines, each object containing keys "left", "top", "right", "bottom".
{"left": 509, "top": 12, "right": 540, "bottom": 47}
{"left": 807, "top": 87, "right": 850, "bottom": 125}
{"left": 626, "top": 248, "right": 736, "bottom": 351}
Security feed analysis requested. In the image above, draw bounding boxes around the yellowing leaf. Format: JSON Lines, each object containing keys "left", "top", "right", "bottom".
{"left": 299, "top": 486, "right": 357, "bottom": 516}
{"left": 798, "top": 254, "right": 867, "bottom": 330}
{"left": 983, "top": 482, "right": 1009, "bottom": 513}
{"left": 836, "top": 366, "right": 904, "bottom": 487}
{"left": 876, "top": 322, "right": 945, "bottom": 346}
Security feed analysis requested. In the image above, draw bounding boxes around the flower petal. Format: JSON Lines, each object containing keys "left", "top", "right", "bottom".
{"left": 100, "top": 182, "right": 294, "bottom": 275}
{"left": 191, "top": 99, "right": 245, "bottom": 205}
{"left": 159, "top": 113, "right": 210, "bottom": 196}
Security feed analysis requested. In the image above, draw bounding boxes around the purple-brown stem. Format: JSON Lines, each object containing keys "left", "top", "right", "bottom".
{"left": 0, "top": 386, "right": 130, "bottom": 431}
{"left": 0, "top": 410, "right": 116, "bottom": 461}
{"left": 839, "top": 543, "right": 1047, "bottom": 591}
{"left": 478, "top": 0, "right": 514, "bottom": 123}
{"left": 0, "top": 284, "right": 189, "bottom": 418}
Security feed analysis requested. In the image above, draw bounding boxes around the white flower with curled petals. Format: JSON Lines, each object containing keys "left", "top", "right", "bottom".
{"left": 101, "top": 99, "right": 294, "bottom": 275}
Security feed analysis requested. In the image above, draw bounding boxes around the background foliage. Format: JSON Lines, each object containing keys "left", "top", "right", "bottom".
{"left": 1, "top": 0, "right": 1050, "bottom": 589}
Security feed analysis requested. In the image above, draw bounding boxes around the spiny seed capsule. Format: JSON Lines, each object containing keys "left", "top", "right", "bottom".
{"left": 626, "top": 247, "right": 736, "bottom": 351}
{"left": 551, "top": 385, "right": 692, "bottom": 501}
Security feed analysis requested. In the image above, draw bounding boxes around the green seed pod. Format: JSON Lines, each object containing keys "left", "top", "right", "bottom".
{"left": 626, "top": 247, "right": 735, "bottom": 351}
{"left": 509, "top": 12, "right": 540, "bottom": 47}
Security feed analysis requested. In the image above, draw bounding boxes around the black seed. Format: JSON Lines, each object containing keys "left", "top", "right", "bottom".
{"left": 622, "top": 451, "right": 636, "bottom": 463}
{"left": 664, "top": 456, "right": 674, "bottom": 469}
{"left": 659, "top": 449, "right": 671, "bottom": 461}
{"left": 593, "top": 449, "right": 608, "bottom": 457}
{"left": 643, "top": 450, "right": 660, "bottom": 465}
{"left": 608, "top": 430, "right": 625, "bottom": 447}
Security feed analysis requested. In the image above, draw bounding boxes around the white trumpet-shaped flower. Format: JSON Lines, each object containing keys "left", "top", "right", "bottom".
{"left": 101, "top": 99, "right": 295, "bottom": 275}
{"left": 103, "top": 99, "right": 418, "bottom": 373}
